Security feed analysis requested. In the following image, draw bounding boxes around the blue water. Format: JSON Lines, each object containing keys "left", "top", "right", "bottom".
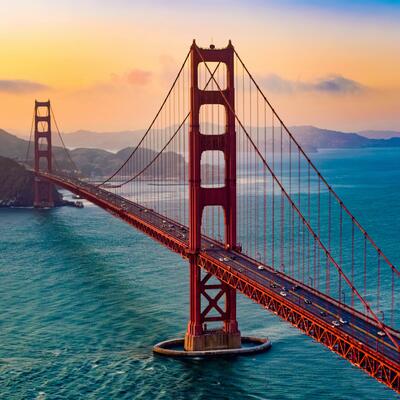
{"left": 0, "top": 148, "right": 399, "bottom": 399}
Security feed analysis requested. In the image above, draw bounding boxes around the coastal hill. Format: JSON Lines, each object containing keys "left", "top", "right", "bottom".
{"left": 0, "top": 129, "right": 187, "bottom": 179}
{"left": 1, "top": 126, "right": 399, "bottom": 207}
{"left": 358, "top": 130, "right": 400, "bottom": 139}
{"left": 0, "top": 156, "right": 64, "bottom": 207}
{"left": 49, "top": 126, "right": 400, "bottom": 152}
{"left": 1, "top": 126, "right": 400, "bottom": 178}
{"left": 53, "top": 129, "right": 144, "bottom": 151}
{"left": 290, "top": 126, "right": 400, "bottom": 152}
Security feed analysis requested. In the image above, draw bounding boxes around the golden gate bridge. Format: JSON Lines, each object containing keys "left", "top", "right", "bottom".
{"left": 26, "top": 41, "right": 399, "bottom": 393}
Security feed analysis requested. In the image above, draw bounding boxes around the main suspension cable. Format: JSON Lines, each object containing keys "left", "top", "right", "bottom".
{"left": 50, "top": 105, "right": 80, "bottom": 174}
{"left": 107, "top": 61, "right": 222, "bottom": 188}
{"left": 24, "top": 107, "right": 35, "bottom": 165}
{"left": 106, "top": 113, "right": 189, "bottom": 188}
{"left": 234, "top": 49, "right": 399, "bottom": 278}
{"left": 195, "top": 45, "right": 399, "bottom": 349}
{"left": 97, "top": 50, "right": 191, "bottom": 187}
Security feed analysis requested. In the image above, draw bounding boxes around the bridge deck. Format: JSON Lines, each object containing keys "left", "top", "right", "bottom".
{"left": 39, "top": 172, "right": 400, "bottom": 391}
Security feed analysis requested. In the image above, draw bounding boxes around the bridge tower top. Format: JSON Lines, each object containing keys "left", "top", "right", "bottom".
{"left": 188, "top": 40, "right": 237, "bottom": 253}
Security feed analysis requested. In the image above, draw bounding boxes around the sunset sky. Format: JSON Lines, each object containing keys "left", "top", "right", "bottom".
{"left": 1, "top": 0, "right": 399, "bottom": 135}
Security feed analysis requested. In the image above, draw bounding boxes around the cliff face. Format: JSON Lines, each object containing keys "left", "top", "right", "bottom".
{"left": 0, "top": 156, "right": 64, "bottom": 207}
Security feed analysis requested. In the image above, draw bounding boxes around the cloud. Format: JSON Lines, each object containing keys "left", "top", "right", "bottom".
{"left": 159, "top": 54, "right": 178, "bottom": 83}
{"left": 262, "top": 74, "right": 366, "bottom": 95}
{"left": 112, "top": 68, "right": 152, "bottom": 86}
{"left": 0, "top": 79, "right": 49, "bottom": 94}
{"left": 262, "top": 74, "right": 295, "bottom": 93}
{"left": 126, "top": 69, "right": 152, "bottom": 86}
{"left": 312, "top": 75, "right": 365, "bottom": 93}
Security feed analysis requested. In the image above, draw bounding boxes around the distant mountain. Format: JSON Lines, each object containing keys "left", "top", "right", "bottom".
{"left": 272, "top": 125, "right": 400, "bottom": 152}
{"left": 235, "top": 125, "right": 400, "bottom": 153}
{"left": 14, "top": 125, "right": 400, "bottom": 152}
{"left": 0, "top": 129, "right": 81, "bottom": 167}
{"left": 2, "top": 125, "right": 400, "bottom": 181}
{"left": 68, "top": 146, "right": 187, "bottom": 179}
{"left": 290, "top": 126, "right": 371, "bottom": 151}
{"left": 358, "top": 130, "right": 400, "bottom": 139}
{"left": 39, "top": 125, "right": 400, "bottom": 152}
{"left": 0, "top": 130, "right": 193, "bottom": 207}
{"left": 0, "top": 129, "right": 189, "bottom": 180}
{"left": 52, "top": 129, "right": 145, "bottom": 151}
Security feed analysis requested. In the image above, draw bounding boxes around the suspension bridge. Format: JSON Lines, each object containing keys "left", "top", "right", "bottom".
{"left": 27, "top": 41, "right": 399, "bottom": 393}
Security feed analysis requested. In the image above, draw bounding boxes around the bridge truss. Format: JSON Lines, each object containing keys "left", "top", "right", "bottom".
{"left": 26, "top": 41, "right": 399, "bottom": 393}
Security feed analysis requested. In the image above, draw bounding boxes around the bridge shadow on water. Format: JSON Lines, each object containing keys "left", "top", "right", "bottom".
{"left": 26, "top": 208, "right": 188, "bottom": 353}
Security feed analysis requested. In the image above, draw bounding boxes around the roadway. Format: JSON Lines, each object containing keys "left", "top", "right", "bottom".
{"left": 41, "top": 172, "right": 400, "bottom": 368}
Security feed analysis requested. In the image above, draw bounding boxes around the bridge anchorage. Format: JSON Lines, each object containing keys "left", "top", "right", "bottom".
{"left": 31, "top": 39, "right": 399, "bottom": 392}
{"left": 154, "top": 41, "right": 270, "bottom": 357}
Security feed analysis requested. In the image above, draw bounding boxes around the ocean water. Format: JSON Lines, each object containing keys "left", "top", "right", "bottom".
{"left": 0, "top": 147, "right": 399, "bottom": 400}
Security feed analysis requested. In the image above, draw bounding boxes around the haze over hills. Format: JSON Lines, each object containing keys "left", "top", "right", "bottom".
{"left": 289, "top": 126, "right": 400, "bottom": 152}
{"left": 6, "top": 125, "right": 400, "bottom": 157}
{"left": 1, "top": 125, "right": 399, "bottom": 206}
{"left": 28, "top": 125, "right": 400, "bottom": 152}
{"left": 53, "top": 129, "right": 145, "bottom": 151}
{"left": 0, "top": 129, "right": 203, "bottom": 180}
{"left": 358, "top": 130, "right": 400, "bottom": 139}
{"left": 2, "top": 124, "right": 400, "bottom": 176}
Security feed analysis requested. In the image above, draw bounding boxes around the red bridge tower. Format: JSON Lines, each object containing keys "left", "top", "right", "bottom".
{"left": 34, "top": 100, "right": 54, "bottom": 208}
{"left": 185, "top": 41, "right": 241, "bottom": 351}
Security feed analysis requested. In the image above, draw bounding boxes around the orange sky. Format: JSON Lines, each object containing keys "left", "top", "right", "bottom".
{"left": 1, "top": 1, "right": 399, "bottom": 135}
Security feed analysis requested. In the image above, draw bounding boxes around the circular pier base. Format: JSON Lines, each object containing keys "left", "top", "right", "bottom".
{"left": 153, "top": 336, "right": 271, "bottom": 358}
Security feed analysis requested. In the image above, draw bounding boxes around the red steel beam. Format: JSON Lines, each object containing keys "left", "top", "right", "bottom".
{"left": 39, "top": 172, "right": 400, "bottom": 394}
